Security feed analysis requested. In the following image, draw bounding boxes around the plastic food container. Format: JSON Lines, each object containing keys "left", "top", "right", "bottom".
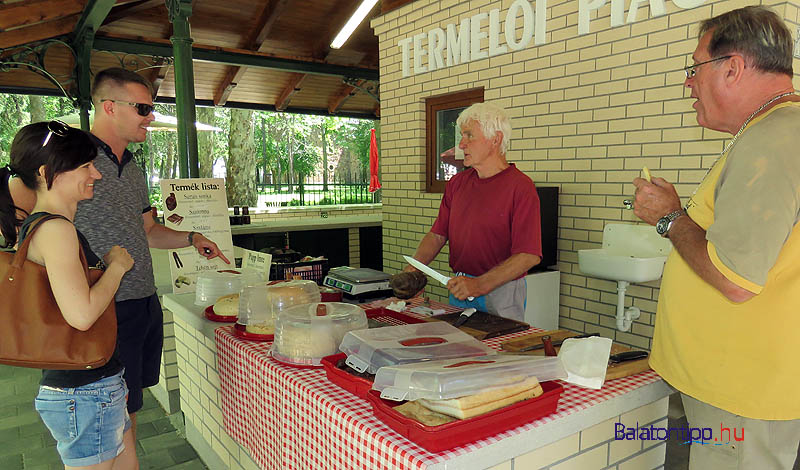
{"left": 339, "top": 322, "right": 495, "bottom": 374}
{"left": 372, "top": 354, "right": 567, "bottom": 401}
{"left": 234, "top": 280, "right": 320, "bottom": 341}
{"left": 194, "top": 269, "right": 263, "bottom": 306}
{"left": 366, "top": 381, "right": 564, "bottom": 452}
{"left": 272, "top": 302, "right": 368, "bottom": 367}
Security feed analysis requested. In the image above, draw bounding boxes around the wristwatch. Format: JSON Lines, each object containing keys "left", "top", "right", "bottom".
{"left": 656, "top": 210, "right": 685, "bottom": 238}
{"left": 187, "top": 231, "right": 199, "bottom": 245}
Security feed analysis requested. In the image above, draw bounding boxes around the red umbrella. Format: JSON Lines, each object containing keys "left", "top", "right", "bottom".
{"left": 369, "top": 128, "right": 381, "bottom": 192}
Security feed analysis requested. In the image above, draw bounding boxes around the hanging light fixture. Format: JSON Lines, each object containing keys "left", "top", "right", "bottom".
{"left": 330, "top": 0, "right": 379, "bottom": 49}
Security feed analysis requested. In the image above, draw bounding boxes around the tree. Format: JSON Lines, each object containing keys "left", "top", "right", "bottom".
{"left": 226, "top": 108, "right": 257, "bottom": 206}
{"left": 197, "top": 106, "right": 216, "bottom": 177}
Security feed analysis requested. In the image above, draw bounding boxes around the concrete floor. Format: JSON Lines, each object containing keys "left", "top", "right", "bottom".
{"left": 0, "top": 364, "right": 206, "bottom": 470}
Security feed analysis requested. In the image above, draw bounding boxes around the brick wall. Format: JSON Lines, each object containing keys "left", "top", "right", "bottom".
{"left": 373, "top": 0, "right": 800, "bottom": 350}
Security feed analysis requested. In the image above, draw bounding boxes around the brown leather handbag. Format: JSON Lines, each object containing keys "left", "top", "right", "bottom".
{"left": 0, "top": 215, "right": 117, "bottom": 369}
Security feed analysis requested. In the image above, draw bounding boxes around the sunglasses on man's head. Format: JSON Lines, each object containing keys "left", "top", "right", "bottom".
{"left": 102, "top": 99, "right": 154, "bottom": 117}
{"left": 41, "top": 120, "right": 70, "bottom": 148}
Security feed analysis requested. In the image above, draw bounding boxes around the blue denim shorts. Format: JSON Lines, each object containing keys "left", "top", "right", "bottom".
{"left": 34, "top": 371, "right": 131, "bottom": 467}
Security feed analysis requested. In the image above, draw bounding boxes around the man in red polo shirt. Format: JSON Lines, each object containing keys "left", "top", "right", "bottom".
{"left": 406, "top": 102, "right": 542, "bottom": 320}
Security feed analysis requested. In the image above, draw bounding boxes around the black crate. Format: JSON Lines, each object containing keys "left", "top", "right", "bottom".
{"left": 270, "top": 259, "right": 329, "bottom": 285}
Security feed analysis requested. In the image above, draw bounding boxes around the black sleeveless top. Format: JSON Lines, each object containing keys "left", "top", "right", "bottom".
{"left": 19, "top": 212, "right": 123, "bottom": 388}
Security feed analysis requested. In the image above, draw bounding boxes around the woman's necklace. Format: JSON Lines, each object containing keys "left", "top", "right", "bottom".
{"left": 685, "top": 90, "right": 796, "bottom": 208}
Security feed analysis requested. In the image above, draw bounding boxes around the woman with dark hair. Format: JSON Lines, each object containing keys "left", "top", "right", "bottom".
{"left": 0, "top": 121, "right": 139, "bottom": 470}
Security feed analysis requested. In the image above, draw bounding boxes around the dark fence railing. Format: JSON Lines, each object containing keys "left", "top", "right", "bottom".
{"left": 256, "top": 176, "right": 381, "bottom": 207}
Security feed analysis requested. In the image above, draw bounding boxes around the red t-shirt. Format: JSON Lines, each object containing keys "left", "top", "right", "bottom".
{"left": 431, "top": 164, "right": 542, "bottom": 277}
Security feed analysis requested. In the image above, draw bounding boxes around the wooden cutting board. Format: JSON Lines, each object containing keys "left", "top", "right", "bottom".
{"left": 426, "top": 310, "right": 530, "bottom": 340}
{"left": 501, "top": 330, "right": 651, "bottom": 380}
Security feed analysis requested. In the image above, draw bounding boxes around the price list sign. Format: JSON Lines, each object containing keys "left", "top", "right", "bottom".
{"left": 160, "top": 178, "right": 235, "bottom": 293}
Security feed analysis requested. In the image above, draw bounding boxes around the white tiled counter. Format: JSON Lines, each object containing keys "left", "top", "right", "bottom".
{"left": 163, "top": 293, "right": 672, "bottom": 470}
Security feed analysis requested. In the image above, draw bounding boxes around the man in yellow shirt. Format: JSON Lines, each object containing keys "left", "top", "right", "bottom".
{"left": 633, "top": 6, "right": 800, "bottom": 469}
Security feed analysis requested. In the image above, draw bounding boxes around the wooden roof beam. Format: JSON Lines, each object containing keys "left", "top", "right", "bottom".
{"left": 0, "top": 14, "right": 78, "bottom": 49}
{"left": 328, "top": 82, "right": 360, "bottom": 114}
{"left": 0, "top": 0, "right": 84, "bottom": 32}
{"left": 275, "top": 72, "right": 306, "bottom": 111}
{"left": 104, "top": 0, "right": 165, "bottom": 25}
{"left": 213, "top": 0, "right": 292, "bottom": 106}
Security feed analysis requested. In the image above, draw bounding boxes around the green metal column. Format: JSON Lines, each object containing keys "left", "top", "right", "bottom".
{"left": 75, "top": 30, "right": 94, "bottom": 131}
{"left": 167, "top": 0, "right": 199, "bottom": 178}
{"left": 71, "top": 0, "right": 115, "bottom": 131}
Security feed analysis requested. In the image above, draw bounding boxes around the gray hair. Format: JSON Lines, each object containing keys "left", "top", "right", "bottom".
{"left": 456, "top": 102, "right": 512, "bottom": 154}
{"left": 699, "top": 6, "right": 793, "bottom": 76}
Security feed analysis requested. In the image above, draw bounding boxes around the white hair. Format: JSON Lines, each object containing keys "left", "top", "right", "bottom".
{"left": 456, "top": 102, "right": 512, "bottom": 154}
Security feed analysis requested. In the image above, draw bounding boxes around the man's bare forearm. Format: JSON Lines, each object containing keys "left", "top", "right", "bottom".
{"left": 408, "top": 232, "right": 447, "bottom": 267}
{"left": 473, "top": 252, "right": 541, "bottom": 296}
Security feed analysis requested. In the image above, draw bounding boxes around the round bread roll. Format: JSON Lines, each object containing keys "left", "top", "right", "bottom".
{"left": 245, "top": 322, "right": 274, "bottom": 335}
{"left": 213, "top": 294, "right": 239, "bottom": 316}
{"left": 268, "top": 283, "right": 319, "bottom": 311}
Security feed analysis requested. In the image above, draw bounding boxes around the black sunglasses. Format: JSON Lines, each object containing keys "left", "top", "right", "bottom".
{"left": 41, "top": 120, "right": 70, "bottom": 148}
{"left": 102, "top": 99, "right": 154, "bottom": 117}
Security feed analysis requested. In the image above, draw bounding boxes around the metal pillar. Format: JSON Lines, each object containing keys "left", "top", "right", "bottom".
{"left": 74, "top": 31, "right": 93, "bottom": 131}
{"left": 167, "top": 0, "right": 199, "bottom": 178}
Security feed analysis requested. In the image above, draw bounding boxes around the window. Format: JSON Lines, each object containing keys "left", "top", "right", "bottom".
{"left": 424, "top": 88, "right": 484, "bottom": 193}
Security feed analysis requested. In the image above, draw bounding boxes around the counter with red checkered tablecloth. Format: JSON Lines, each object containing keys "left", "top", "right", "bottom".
{"left": 164, "top": 294, "right": 671, "bottom": 470}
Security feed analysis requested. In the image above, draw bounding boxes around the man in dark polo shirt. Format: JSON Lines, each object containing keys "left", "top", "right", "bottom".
{"left": 74, "top": 67, "right": 230, "bottom": 437}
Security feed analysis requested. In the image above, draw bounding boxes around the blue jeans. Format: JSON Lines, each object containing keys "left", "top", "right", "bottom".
{"left": 34, "top": 370, "right": 131, "bottom": 467}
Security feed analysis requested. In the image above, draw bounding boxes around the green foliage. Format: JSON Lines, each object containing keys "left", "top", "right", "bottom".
{"left": 0, "top": 93, "right": 380, "bottom": 208}
{"left": 0, "top": 93, "right": 75, "bottom": 164}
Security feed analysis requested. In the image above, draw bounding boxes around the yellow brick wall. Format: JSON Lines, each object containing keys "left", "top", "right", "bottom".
{"left": 373, "top": 0, "right": 800, "bottom": 349}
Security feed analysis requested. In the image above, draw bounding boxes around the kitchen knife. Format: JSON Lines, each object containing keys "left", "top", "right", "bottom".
{"left": 608, "top": 350, "right": 649, "bottom": 364}
{"left": 452, "top": 308, "right": 476, "bottom": 327}
{"left": 517, "top": 333, "right": 599, "bottom": 352}
{"left": 403, "top": 255, "right": 474, "bottom": 300}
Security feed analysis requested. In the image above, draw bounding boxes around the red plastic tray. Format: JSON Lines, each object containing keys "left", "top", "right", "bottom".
{"left": 321, "top": 353, "right": 374, "bottom": 397}
{"left": 366, "top": 381, "right": 563, "bottom": 452}
{"left": 363, "top": 308, "right": 427, "bottom": 325}
{"left": 232, "top": 322, "right": 274, "bottom": 341}
{"left": 204, "top": 305, "right": 238, "bottom": 323}
{"left": 270, "top": 350, "right": 324, "bottom": 369}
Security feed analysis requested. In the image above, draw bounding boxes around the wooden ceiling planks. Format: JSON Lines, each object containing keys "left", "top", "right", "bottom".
{"left": 0, "top": 0, "right": 383, "bottom": 117}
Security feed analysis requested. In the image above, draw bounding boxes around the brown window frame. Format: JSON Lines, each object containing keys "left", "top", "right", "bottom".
{"left": 424, "top": 88, "right": 484, "bottom": 193}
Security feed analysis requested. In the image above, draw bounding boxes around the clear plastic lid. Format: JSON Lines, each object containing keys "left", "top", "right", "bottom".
{"left": 237, "top": 280, "right": 321, "bottom": 328}
{"left": 194, "top": 269, "right": 263, "bottom": 306}
{"left": 272, "top": 302, "right": 368, "bottom": 367}
{"left": 339, "top": 322, "right": 496, "bottom": 374}
{"left": 373, "top": 354, "right": 567, "bottom": 401}
{"left": 267, "top": 280, "right": 321, "bottom": 313}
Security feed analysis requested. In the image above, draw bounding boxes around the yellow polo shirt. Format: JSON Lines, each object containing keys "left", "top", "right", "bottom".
{"left": 650, "top": 103, "right": 800, "bottom": 420}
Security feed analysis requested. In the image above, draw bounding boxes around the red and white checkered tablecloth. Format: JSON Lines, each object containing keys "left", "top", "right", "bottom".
{"left": 215, "top": 298, "right": 662, "bottom": 470}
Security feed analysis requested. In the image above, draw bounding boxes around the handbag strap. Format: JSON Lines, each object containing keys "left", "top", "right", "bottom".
{"left": 8, "top": 214, "right": 91, "bottom": 281}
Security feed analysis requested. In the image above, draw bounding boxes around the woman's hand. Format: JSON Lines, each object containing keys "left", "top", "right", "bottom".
{"left": 104, "top": 245, "right": 134, "bottom": 272}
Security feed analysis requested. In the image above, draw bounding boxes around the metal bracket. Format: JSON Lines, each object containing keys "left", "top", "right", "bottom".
{"left": 342, "top": 77, "right": 379, "bottom": 103}
{"left": 0, "top": 40, "right": 79, "bottom": 105}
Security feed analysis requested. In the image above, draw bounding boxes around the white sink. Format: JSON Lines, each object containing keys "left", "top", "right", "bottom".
{"left": 578, "top": 223, "right": 672, "bottom": 283}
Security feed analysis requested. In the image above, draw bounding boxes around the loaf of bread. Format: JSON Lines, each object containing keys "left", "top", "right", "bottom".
{"left": 390, "top": 271, "right": 428, "bottom": 299}
{"left": 394, "top": 400, "right": 457, "bottom": 426}
{"left": 213, "top": 294, "right": 239, "bottom": 316}
{"left": 417, "top": 376, "right": 543, "bottom": 419}
{"left": 269, "top": 283, "right": 319, "bottom": 310}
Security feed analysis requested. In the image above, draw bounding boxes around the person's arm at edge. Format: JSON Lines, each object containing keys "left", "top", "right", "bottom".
{"left": 632, "top": 176, "right": 754, "bottom": 303}
{"left": 403, "top": 231, "right": 447, "bottom": 272}
{"left": 142, "top": 210, "right": 230, "bottom": 264}
{"left": 35, "top": 220, "right": 130, "bottom": 331}
{"left": 447, "top": 252, "right": 540, "bottom": 299}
